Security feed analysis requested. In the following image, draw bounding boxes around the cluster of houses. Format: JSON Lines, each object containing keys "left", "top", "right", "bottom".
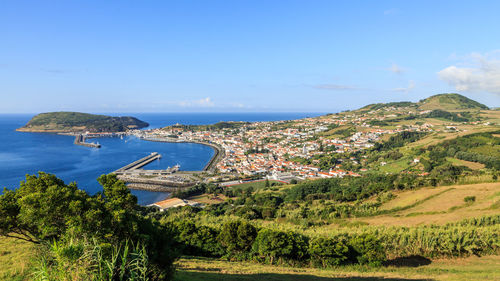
{"left": 131, "top": 109, "right": 435, "bottom": 181}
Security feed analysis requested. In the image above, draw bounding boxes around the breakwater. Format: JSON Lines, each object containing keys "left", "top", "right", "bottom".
{"left": 113, "top": 152, "right": 161, "bottom": 174}
{"left": 74, "top": 134, "right": 101, "bottom": 148}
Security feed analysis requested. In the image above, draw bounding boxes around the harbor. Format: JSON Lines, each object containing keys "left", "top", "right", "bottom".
{"left": 112, "top": 152, "right": 196, "bottom": 192}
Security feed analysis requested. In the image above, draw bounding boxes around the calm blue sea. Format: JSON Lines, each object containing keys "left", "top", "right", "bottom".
{"left": 0, "top": 112, "right": 322, "bottom": 205}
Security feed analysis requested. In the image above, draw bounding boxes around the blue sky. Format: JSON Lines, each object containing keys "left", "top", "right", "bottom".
{"left": 1, "top": 0, "right": 499, "bottom": 113}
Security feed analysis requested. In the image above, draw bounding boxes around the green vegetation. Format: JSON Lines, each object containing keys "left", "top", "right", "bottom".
{"left": 372, "top": 131, "right": 427, "bottom": 152}
{"left": 3, "top": 93, "right": 500, "bottom": 280}
{"left": 420, "top": 131, "right": 500, "bottom": 170}
{"left": 361, "top": 101, "right": 416, "bottom": 111}
{"left": 418, "top": 93, "right": 489, "bottom": 110}
{"left": 166, "top": 121, "right": 249, "bottom": 132}
{"left": 422, "top": 109, "right": 473, "bottom": 122}
{"left": 18, "top": 112, "right": 149, "bottom": 132}
{"left": 0, "top": 172, "right": 177, "bottom": 280}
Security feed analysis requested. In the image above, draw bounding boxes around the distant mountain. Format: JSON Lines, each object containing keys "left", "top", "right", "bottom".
{"left": 17, "top": 112, "right": 149, "bottom": 133}
{"left": 417, "top": 93, "right": 489, "bottom": 110}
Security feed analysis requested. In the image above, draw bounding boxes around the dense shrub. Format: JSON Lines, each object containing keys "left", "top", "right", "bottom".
{"left": 348, "top": 234, "right": 386, "bottom": 266}
{"left": 308, "top": 236, "right": 350, "bottom": 267}
{"left": 252, "top": 229, "right": 308, "bottom": 264}
{"left": 464, "top": 196, "right": 476, "bottom": 203}
{"left": 218, "top": 221, "right": 257, "bottom": 257}
{"left": 0, "top": 172, "right": 178, "bottom": 280}
{"left": 167, "top": 220, "right": 224, "bottom": 257}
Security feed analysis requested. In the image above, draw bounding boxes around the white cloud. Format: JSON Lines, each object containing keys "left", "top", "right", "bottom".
{"left": 179, "top": 97, "right": 215, "bottom": 107}
{"left": 313, "top": 84, "right": 356, "bottom": 90}
{"left": 388, "top": 63, "right": 404, "bottom": 74}
{"left": 392, "top": 80, "right": 415, "bottom": 92}
{"left": 438, "top": 51, "right": 500, "bottom": 95}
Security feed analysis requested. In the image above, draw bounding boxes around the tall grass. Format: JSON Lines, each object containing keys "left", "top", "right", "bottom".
{"left": 32, "top": 238, "right": 150, "bottom": 281}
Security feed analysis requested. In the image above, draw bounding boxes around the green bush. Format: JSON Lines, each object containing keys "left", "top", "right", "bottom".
{"left": 308, "top": 236, "right": 349, "bottom": 267}
{"left": 252, "top": 229, "right": 308, "bottom": 264}
{"left": 464, "top": 196, "right": 476, "bottom": 203}
{"left": 0, "top": 172, "right": 178, "bottom": 280}
{"left": 218, "top": 221, "right": 257, "bottom": 257}
{"left": 348, "top": 234, "right": 385, "bottom": 266}
{"left": 167, "top": 220, "right": 225, "bottom": 257}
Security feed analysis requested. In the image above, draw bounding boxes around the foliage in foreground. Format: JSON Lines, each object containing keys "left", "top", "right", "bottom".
{"left": 0, "top": 172, "right": 178, "bottom": 280}
{"left": 161, "top": 212, "right": 500, "bottom": 267}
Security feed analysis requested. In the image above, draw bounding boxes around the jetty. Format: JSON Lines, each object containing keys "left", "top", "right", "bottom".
{"left": 74, "top": 134, "right": 101, "bottom": 148}
{"left": 113, "top": 152, "right": 162, "bottom": 174}
{"left": 112, "top": 152, "right": 193, "bottom": 191}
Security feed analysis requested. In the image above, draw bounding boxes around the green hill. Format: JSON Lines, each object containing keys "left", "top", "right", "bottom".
{"left": 417, "top": 93, "right": 489, "bottom": 110}
{"left": 356, "top": 93, "right": 489, "bottom": 113}
{"left": 360, "top": 101, "right": 417, "bottom": 111}
{"left": 17, "top": 112, "right": 149, "bottom": 132}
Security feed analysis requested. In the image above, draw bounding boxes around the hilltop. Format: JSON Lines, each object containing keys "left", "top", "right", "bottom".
{"left": 360, "top": 93, "right": 489, "bottom": 112}
{"left": 17, "top": 112, "right": 149, "bottom": 133}
{"left": 418, "top": 93, "right": 489, "bottom": 110}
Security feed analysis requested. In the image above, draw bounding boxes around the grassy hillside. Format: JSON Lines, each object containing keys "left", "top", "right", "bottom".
{"left": 417, "top": 93, "right": 489, "bottom": 110}
{"left": 352, "top": 182, "right": 500, "bottom": 227}
{"left": 17, "top": 111, "right": 149, "bottom": 132}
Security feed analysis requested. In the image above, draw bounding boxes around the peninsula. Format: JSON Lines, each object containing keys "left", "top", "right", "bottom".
{"left": 17, "top": 111, "right": 149, "bottom": 133}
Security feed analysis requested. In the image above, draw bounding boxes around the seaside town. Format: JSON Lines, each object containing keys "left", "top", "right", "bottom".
{"left": 129, "top": 105, "right": 442, "bottom": 183}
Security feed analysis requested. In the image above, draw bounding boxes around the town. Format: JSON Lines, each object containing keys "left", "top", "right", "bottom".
{"left": 128, "top": 105, "right": 444, "bottom": 184}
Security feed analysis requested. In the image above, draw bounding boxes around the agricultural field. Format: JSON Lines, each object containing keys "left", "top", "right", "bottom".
{"left": 446, "top": 157, "right": 485, "bottom": 170}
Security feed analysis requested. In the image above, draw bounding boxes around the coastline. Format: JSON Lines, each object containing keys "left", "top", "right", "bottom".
{"left": 139, "top": 137, "right": 225, "bottom": 172}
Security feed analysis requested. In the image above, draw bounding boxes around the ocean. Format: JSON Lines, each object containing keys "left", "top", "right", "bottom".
{"left": 0, "top": 112, "right": 323, "bottom": 205}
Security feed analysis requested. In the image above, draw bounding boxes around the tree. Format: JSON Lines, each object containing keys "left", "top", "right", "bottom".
{"left": 309, "top": 236, "right": 349, "bottom": 267}
{"left": 0, "top": 172, "right": 107, "bottom": 243}
{"left": 0, "top": 172, "right": 179, "bottom": 280}
{"left": 252, "top": 229, "right": 308, "bottom": 264}
{"left": 348, "top": 234, "right": 385, "bottom": 266}
{"left": 218, "top": 221, "right": 257, "bottom": 256}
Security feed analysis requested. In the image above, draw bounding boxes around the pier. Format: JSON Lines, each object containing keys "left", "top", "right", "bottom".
{"left": 111, "top": 152, "right": 194, "bottom": 191}
{"left": 114, "top": 152, "right": 162, "bottom": 174}
{"left": 74, "top": 134, "right": 101, "bottom": 148}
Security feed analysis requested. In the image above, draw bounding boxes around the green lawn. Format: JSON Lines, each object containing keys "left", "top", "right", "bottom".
{"left": 378, "top": 158, "right": 412, "bottom": 173}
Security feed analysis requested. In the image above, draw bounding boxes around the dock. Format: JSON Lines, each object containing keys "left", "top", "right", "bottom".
{"left": 114, "top": 152, "right": 161, "bottom": 173}
{"left": 112, "top": 153, "right": 191, "bottom": 191}
{"left": 74, "top": 134, "right": 101, "bottom": 148}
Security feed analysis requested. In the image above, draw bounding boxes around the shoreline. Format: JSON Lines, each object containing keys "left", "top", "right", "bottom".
{"left": 139, "top": 137, "right": 224, "bottom": 172}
